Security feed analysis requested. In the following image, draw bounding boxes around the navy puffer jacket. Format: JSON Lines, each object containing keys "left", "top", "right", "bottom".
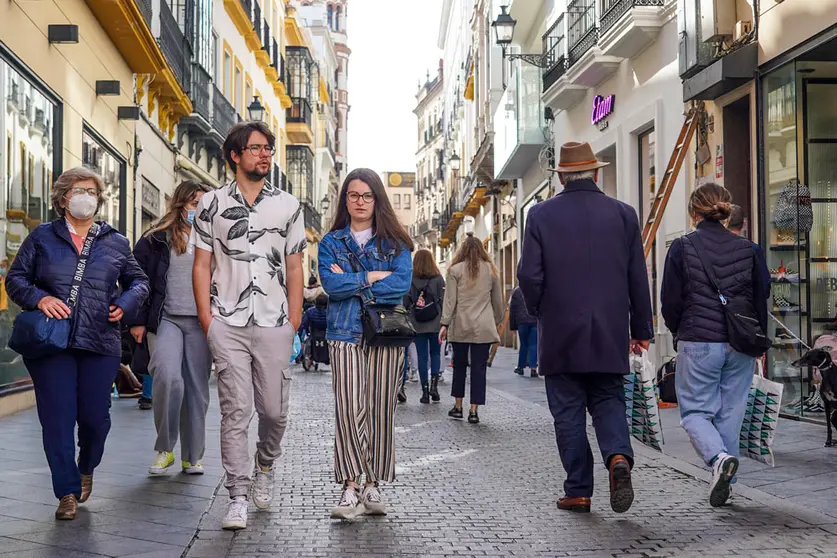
{"left": 6, "top": 220, "right": 150, "bottom": 357}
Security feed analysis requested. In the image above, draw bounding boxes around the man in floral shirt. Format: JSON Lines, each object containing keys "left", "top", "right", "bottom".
{"left": 191, "top": 121, "right": 305, "bottom": 530}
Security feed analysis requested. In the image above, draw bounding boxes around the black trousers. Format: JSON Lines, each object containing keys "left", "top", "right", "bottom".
{"left": 544, "top": 373, "right": 634, "bottom": 498}
{"left": 451, "top": 342, "right": 491, "bottom": 405}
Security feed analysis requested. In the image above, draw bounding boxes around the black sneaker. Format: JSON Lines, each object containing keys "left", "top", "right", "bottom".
{"left": 468, "top": 410, "right": 480, "bottom": 424}
{"left": 530, "top": 368, "right": 539, "bottom": 378}
{"left": 138, "top": 397, "right": 152, "bottom": 410}
{"left": 514, "top": 368, "right": 524, "bottom": 375}
{"left": 397, "top": 387, "right": 407, "bottom": 404}
{"left": 448, "top": 406, "right": 463, "bottom": 419}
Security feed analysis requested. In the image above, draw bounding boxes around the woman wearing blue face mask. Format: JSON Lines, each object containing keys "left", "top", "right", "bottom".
{"left": 128, "top": 180, "right": 212, "bottom": 477}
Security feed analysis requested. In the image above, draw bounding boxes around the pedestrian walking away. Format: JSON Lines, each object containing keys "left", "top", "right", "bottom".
{"left": 318, "top": 167, "right": 413, "bottom": 520}
{"left": 129, "top": 180, "right": 213, "bottom": 478}
{"left": 304, "top": 274, "right": 325, "bottom": 311}
{"left": 398, "top": 340, "right": 419, "bottom": 403}
{"left": 661, "top": 183, "right": 770, "bottom": 508}
{"left": 439, "top": 234, "right": 504, "bottom": 425}
{"left": 191, "top": 121, "right": 306, "bottom": 530}
{"left": 404, "top": 248, "right": 446, "bottom": 404}
{"left": 509, "top": 286, "right": 538, "bottom": 378}
{"left": 5, "top": 167, "right": 149, "bottom": 520}
{"left": 517, "top": 141, "right": 653, "bottom": 514}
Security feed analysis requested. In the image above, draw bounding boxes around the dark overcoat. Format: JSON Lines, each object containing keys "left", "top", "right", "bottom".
{"left": 517, "top": 178, "right": 653, "bottom": 375}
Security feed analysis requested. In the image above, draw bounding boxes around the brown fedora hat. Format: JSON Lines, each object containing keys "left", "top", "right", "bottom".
{"left": 549, "top": 142, "right": 609, "bottom": 173}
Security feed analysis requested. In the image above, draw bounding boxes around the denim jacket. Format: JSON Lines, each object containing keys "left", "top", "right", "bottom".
{"left": 318, "top": 225, "right": 413, "bottom": 344}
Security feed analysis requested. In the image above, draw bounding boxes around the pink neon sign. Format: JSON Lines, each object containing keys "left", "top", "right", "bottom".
{"left": 591, "top": 94, "right": 615, "bottom": 125}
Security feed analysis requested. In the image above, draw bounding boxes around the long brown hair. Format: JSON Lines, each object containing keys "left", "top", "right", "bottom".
{"left": 329, "top": 168, "right": 414, "bottom": 254}
{"left": 413, "top": 248, "right": 440, "bottom": 279}
{"left": 452, "top": 234, "right": 496, "bottom": 280}
{"left": 689, "top": 182, "right": 731, "bottom": 222}
{"left": 146, "top": 180, "right": 211, "bottom": 254}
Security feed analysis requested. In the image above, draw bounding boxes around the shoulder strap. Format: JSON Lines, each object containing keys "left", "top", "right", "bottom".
{"left": 67, "top": 224, "right": 99, "bottom": 310}
{"left": 341, "top": 238, "right": 368, "bottom": 272}
{"left": 685, "top": 232, "right": 726, "bottom": 304}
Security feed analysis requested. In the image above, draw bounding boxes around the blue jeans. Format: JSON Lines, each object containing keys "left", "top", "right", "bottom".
{"left": 516, "top": 324, "right": 538, "bottom": 369}
{"left": 676, "top": 342, "right": 754, "bottom": 467}
{"left": 414, "top": 332, "right": 441, "bottom": 385}
{"left": 26, "top": 349, "right": 120, "bottom": 499}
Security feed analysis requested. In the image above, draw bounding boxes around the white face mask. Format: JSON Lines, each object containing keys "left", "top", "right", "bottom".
{"left": 66, "top": 194, "right": 98, "bottom": 220}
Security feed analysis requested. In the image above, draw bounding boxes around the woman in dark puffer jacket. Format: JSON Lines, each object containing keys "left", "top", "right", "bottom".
{"left": 6, "top": 167, "right": 149, "bottom": 521}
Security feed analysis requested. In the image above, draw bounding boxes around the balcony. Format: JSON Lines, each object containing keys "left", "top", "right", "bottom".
{"left": 212, "top": 86, "right": 237, "bottom": 138}
{"left": 191, "top": 64, "right": 211, "bottom": 122}
{"left": 495, "top": 59, "right": 545, "bottom": 180}
{"left": 542, "top": 16, "right": 568, "bottom": 92}
{"left": 287, "top": 145, "right": 314, "bottom": 207}
{"left": 158, "top": 1, "right": 192, "bottom": 93}
{"left": 566, "top": 0, "right": 621, "bottom": 87}
{"left": 303, "top": 202, "right": 322, "bottom": 236}
{"left": 138, "top": 0, "right": 152, "bottom": 25}
{"left": 223, "top": 0, "right": 260, "bottom": 52}
{"left": 287, "top": 98, "right": 313, "bottom": 144}
{"left": 256, "top": 17, "right": 271, "bottom": 69}
{"left": 598, "top": 0, "right": 665, "bottom": 59}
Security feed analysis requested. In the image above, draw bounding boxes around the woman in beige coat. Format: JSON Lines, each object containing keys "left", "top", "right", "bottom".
{"left": 439, "top": 234, "right": 504, "bottom": 423}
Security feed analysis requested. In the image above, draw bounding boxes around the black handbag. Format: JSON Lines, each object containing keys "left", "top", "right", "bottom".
{"left": 342, "top": 240, "right": 416, "bottom": 347}
{"left": 686, "top": 233, "right": 771, "bottom": 357}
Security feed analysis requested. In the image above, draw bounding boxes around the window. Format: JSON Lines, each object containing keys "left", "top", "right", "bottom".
{"left": 82, "top": 128, "right": 126, "bottom": 234}
{"left": 244, "top": 75, "right": 252, "bottom": 116}
{"left": 334, "top": 6, "right": 341, "bottom": 31}
{"left": 223, "top": 44, "right": 232, "bottom": 99}
{"left": 394, "top": 193, "right": 401, "bottom": 209}
{"left": 193, "top": 0, "right": 213, "bottom": 73}
{"left": 327, "top": 4, "right": 333, "bottom": 27}
{"left": 638, "top": 128, "right": 656, "bottom": 326}
{"left": 234, "top": 59, "right": 243, "bottom": 113}
{"left": 404, "top": 194, "right": 411, "bottom": 209}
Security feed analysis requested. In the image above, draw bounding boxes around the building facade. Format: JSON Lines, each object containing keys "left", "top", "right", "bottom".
{"left": 382, "top": 171, "right": 417, "bottom": 230}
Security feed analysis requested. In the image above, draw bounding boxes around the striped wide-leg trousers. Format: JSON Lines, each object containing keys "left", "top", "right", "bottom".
{"left": 328, "top": 341, "right": 404, "bottom": 485}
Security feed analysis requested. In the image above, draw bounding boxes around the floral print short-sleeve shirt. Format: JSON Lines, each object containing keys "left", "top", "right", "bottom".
{"left": 190, "top": 180, "right": 307, "bottom": 328}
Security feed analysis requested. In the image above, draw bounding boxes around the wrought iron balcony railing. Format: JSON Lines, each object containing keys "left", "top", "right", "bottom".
{"left": 238, "top": 0, "right": 252, "bottom": 24}
{"left": 138, "top": 0, "right": 153, "bottom": 25}
{"left": 191, "top": 63, "right": 211, "bottom": 121}
{"left": 272, "top": 39, "right": 280, "bottom": 74}
{"left": 303, "top": 201, "right": 322, "bottom": 235}
{"left": 212, "top": 85, "right": 237, "bottom": 137}
{"left": 158, "top": 0, "right": 191, "bottom": 92}
{"left": 288, "top": 97, "right": 312, "bottom": 127}
{"left": 262, "top": 20, "right": 271, "bottom": 52}
{"left": 600, "top": 0, "right": 664, "bottom": 36}
{"left": 542, "top": 15, "right": 568, "bottom": 90}
{"left": 252, "top": 0, "right": 262, "bottom": 37}
{"left": 567, "top": 0, "right": 597, "bottom": 68}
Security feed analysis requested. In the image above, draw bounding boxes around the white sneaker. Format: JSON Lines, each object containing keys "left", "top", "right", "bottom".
{"left": 361, "top": 484, "right": 387, "bottom": 515}
{"left": 408, "top": 369, "right": 418, "bottom": 383}
{"left": 148, "top": 451, "right": 174, "bottom": 475}
{"left": 330, "top": 487, "right": 365, "bottom": 519}
{"left": 709, "top": 453, "right": 739, "bottom": 508}
{"left": 222, "top": 497, "right": 248, "bottom": 530}
{"left": 250, "top": 455, "right": 275, "bottom": 510}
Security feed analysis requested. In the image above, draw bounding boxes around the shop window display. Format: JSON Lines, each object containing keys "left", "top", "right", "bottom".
{"left": 0, "top": 59, "right": 59, "bottom": 394}
{"left": 763, "top": 61, "right": 837, "bottom": 421}
{"left": 82, "top": 130, "right": 125, "bottom": 234}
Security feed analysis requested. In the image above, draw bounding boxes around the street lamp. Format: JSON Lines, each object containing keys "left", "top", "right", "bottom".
{"left": 492, "top": 5, "right": 551, "bottom": 75}
{"left": 320, "top": 194, "right": 330, "bottom": 214}
{"left": 449, "top": 151, "right": 461, "bottom": 172}
{"left": 432, "top": 208, "right": 441, "bottom": 229}
{"left": 247, "top": 96, "right": 265, "bottom": 121}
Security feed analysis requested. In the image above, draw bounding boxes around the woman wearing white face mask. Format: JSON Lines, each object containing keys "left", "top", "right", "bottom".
{"left": 127, "top": 181, "right": 213, "bottom": 477}
{"left": 5, "top": 168, "right": 149, "bottom": 520}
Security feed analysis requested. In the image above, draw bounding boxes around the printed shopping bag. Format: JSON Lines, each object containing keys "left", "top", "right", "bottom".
{"left": 739, "top": 360, "right": 783, "bottom": 466}
{"left": 624, "top": 349, "right": 664, "bottom": 451}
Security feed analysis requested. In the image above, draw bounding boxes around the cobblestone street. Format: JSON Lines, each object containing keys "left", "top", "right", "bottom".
{"left": 1, "top": 349, "right": 837, "bottom": 557}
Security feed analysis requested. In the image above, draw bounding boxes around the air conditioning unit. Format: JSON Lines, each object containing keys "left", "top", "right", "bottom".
{"left": 734, "top": 20, "right": 753, "bottom": 42}
{"left": 700, "top": 0, "right": 735, "bottom": 43}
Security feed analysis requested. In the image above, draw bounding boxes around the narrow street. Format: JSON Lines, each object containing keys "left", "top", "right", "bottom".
{"left": 0, "top": 349, "right": 835, "bottom": 557}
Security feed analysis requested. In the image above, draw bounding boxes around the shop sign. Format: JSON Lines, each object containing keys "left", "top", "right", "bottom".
{"left": 142, "top": 179, "right": 160, "bottom": 216}
{"left": 591, "top": 94, "right": 615, "bottom": 130}
{"left": 715, "top": 145, "right": 724, "bottom": 180}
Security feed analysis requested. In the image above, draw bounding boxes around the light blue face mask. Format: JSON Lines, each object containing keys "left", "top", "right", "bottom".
{"left": 186, "top": 209, "right": 196, "bottom": 224}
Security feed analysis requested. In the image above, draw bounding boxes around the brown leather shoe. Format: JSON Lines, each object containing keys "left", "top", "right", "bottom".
{"left": 79, "top": 474, "right": 93, "bottom": 503}
{"left": 608, "top": 455, "right": 634, "bottom": 513}
{"left": 55, "top": 494, "right": 78, "bottom": 520}
{"left": 557, "top": 496, "right": 591, "bottom": 513}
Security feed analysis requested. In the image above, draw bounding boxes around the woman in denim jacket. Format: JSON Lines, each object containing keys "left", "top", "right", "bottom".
{"left": 318, "top": 168, "right": 413, "bottom": 519}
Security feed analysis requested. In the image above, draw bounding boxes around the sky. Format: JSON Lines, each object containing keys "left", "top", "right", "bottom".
{"left": 345, "top": 0, "right": 444, "bottom": 175}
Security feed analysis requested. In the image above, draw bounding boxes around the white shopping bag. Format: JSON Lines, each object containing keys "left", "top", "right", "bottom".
{"left": 740, "top": 359, "right": 783, "bottom": 466}
{"left": 625, "top": 349, "right": 664, "bottom": 451}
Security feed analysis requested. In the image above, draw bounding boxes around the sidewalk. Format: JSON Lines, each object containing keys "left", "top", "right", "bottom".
{"left": 489, "top": 347, "right": 837, "bottom": 521}
{"left": 0, "top": 390, "right": 225, "bottom": 557}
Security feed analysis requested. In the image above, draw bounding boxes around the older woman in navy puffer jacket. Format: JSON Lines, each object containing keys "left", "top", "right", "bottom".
{"left": 5, "top": 167, "right": 149, "bottom": 520}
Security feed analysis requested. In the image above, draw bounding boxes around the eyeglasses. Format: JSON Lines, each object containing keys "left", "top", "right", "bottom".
{"left": 347, "top": 192, "right": 375, "bottom": 204}
{"left": 243, "top": 144, "right": 275, "bottom": 156}
{"left": 69, "top": 187, "right": 98, "bottom": 197}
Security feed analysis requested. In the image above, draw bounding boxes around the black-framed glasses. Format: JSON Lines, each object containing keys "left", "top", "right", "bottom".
{"left": 69, "top": 187, "right": 98, "bottom": 197}
{"left": 243, "top": 144, "right": 275, "bottom": 156}
{"left": 347, "top": 192, "right": 375, "bottom": 204}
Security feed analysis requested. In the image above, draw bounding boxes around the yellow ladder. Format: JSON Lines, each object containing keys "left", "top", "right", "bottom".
{"left": 641, "top": 103, "right": 703, "bottom": 258}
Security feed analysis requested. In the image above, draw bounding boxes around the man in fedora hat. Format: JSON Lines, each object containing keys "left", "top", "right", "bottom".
{"left": 517, "top": 141, "right": 653, "bottom": 514}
